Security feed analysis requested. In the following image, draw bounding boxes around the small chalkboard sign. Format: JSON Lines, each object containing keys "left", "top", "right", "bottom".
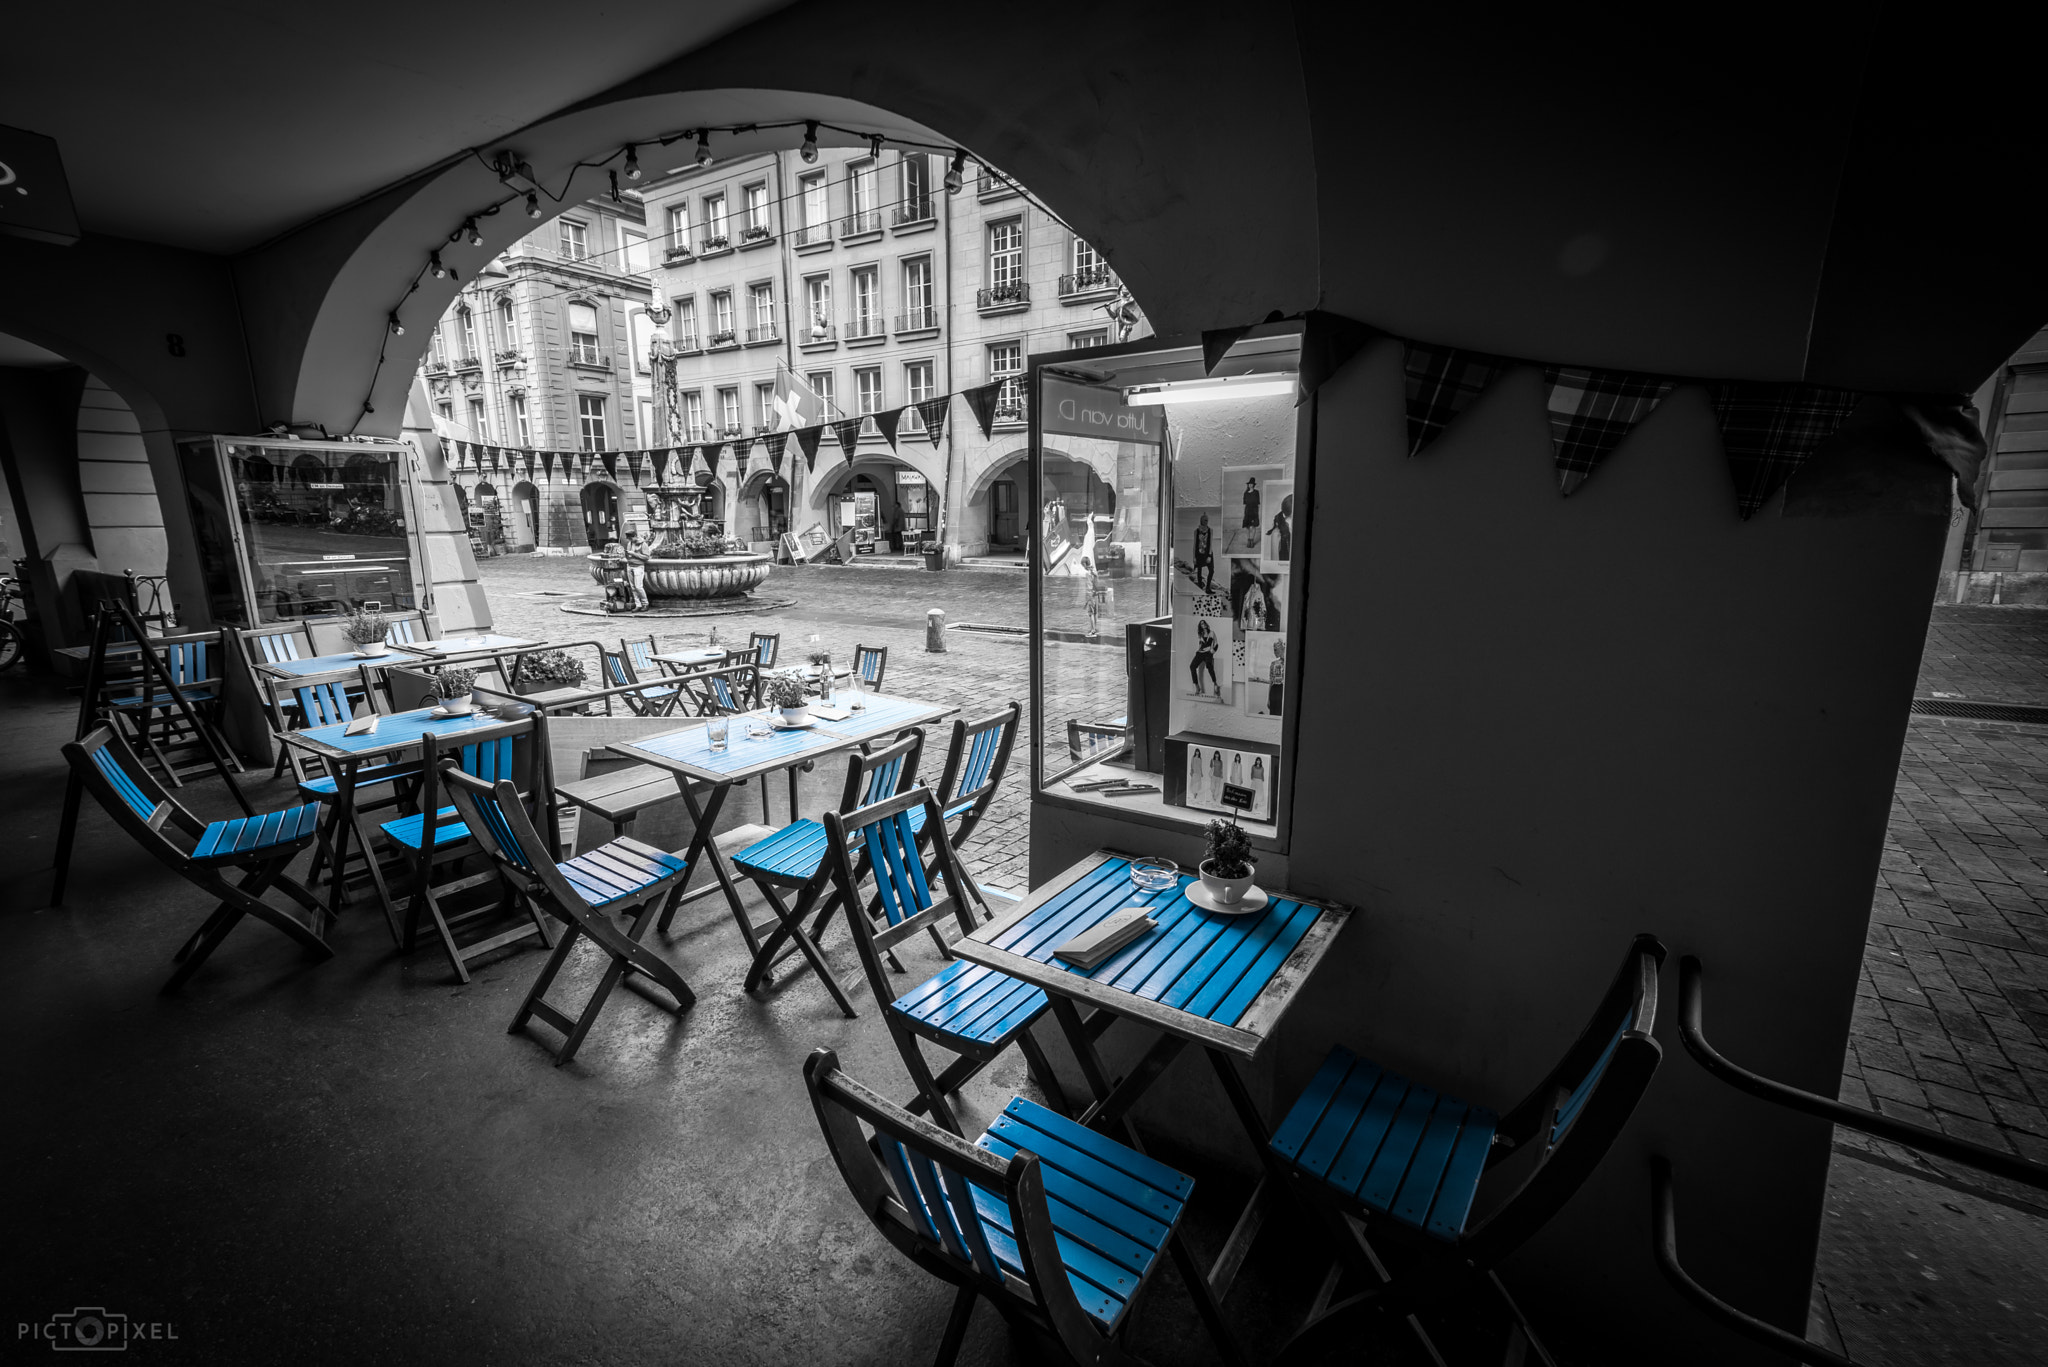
{"left": 1220, "top": 782, "right": 1256, "bottom": 811}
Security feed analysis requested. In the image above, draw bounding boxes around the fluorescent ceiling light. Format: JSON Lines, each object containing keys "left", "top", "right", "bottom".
{"left": 1123, "top": 375, "right": 1298, "bottom": 406}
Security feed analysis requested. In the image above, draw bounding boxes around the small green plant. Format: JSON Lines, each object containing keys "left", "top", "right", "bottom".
{"left": 432, "top": 666, "right": 477, "bottom": 700}
{"left": 341, "top": 607, "right": 389, "bottom": 646}
{"left": 807, "top": 649, "right": 831, "bottom": 667}
{"left": 764, "top": 672, "right": 808, "bottom": 710}
{"left": 518, "top": 649, "right": 585, "bottom": 686}
{"left": 679, "top": 533, "right": 726, "bottom": 559}
{"left": 1204, "top": 819, "right": 1256, "bottom": 880}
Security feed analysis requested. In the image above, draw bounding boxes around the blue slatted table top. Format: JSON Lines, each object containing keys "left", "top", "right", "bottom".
{"left": 257, "top": 650, "right": 382, "bottom": 679}
{"left": 612, "top": 694, "right": 955, "bottom": 784}
{"left": 283, "top": 706, "right": 503, "bottom": 760}
{"left": 955, "top": 852, "right": 1351, "bottom": 1059}
{"left": 808, "top": 693, "right": 944, "bottom": 742}
{"left": 394, "top": 634, "right": 542, "bottom": 658}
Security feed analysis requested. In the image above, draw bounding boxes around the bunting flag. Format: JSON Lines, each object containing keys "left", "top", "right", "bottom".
{"left": 540, "top": 451, "right": 557, "bottom": 479}
{"left": 1709, "top": 381, "right": 1861, "bottom": 520}
{"left": 521, "top": 451, "right": 535, "bottom": 477}
{"left": 873, "top": 408, "right": 903, "bottom": 450}
{"left": 829, "top": 417, "right": 863, "bottom": 459}
{"left": 965, "top": 382, "right": 1004, "bottom": 439}
{"left": 795, "top": 425, "right": 824, "bottom": 472}
{"left": 763, "top": 431, "right": 788, "bottom": 476}
{"left": 1404, "top": 342, "right": 1512, "bottom": 457}
{"left": 625, "top": 450, "right": 641, "bottom": 483}
{"left": 649, "top": 449, "right": 668, "bottom": 483}
{"left": 1541, "top": 366, "right": 1675, "bottom": 497}
{"left": 732, "top": 434, "right": 756, "bottom": 463}
{"left": 601, "top": 452, "right": 617, "bottom": 481}
{"left": 914, "top": 396, "right": 949, "bottom": 447}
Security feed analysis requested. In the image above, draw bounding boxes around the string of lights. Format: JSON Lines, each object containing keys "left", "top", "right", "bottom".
{"left": 350, "top": 121, "right": 1041, "bottom": 434}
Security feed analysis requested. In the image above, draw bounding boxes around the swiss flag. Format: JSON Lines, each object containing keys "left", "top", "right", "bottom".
{"left": 770, "top": 362, "right": 828, "bottom": 431}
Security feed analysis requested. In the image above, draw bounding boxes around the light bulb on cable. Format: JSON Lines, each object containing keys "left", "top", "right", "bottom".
{"left": 945, "top": 150, "right": 966, "bottom": 194}
{"left": 800, "top": 121, "right": 819, "bottom": 163}
{"left": 429, "top": 252, "right": 446, "bottom": 279}
{"left": 465, "top": 219, "right": 483, "bottom": 247}
{"left": 623, "top": 144, "right": 642, "bottom": 180}
{"left": 694, "top": 130, "right": 713, "bottom": 168}
{"left": 525, "top": 190, "right": 541, "bottom": 219}
{"left": 388, "top": 314, "right": 405, "bottom": 337}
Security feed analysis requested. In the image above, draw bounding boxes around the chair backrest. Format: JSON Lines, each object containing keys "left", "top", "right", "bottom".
{"left": 414, "top": 714, "right": 552, "bottom": 857}
{"left": 749, "top": 632, "right": 780, "bottom": 668}
{"left": 804, "top": 1049, "right": 1094, "bottom": 1345}
{"left": 853, "top": 644, "right": 887, "bottom": 690}
{"left": 720, "top": 647, "right": 758, "bottom": 670}
{"left": 439, "top": 763, "right": 634, "bottom": 953}
{"left": 385, "top": 616, "right": 421, "bottom": 645}
{"left": 245, "top": 627, "right": 308, "bottom": 666}
{"left": 684, "top": 663, "right": 759, "bottom": 715}
{"left": 364, "top": 661, "right": 448, "bottom": 713}
{"left": 61, "top": 725, "right": 207, "bottom": 873}
{"left": 601, "top": 646, "right": 639, "bottom": 689}
{"left": 838, "top": 729, "right": 924, "bottom": 813}
{"left": 938, "top": 701, "right": 1020, "bottom": 834}
{"left": 624, "top": 635, "right": 662, "bottom": 676}
{"left": 291, "top": 679, "right": 358, "bottom": 729}
{"left": 1464, "top": 934, "right": 1666, "bottom": 1262}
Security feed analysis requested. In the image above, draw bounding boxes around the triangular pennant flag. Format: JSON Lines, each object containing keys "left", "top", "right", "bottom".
{"left": 1297, "top": 310, "right": 1380, "bottom": 406}
{"left": 873, "top": 408, "right": 903, "bottom": 450}
{"left": 601, "top": 453, "right": 617, "bottom": 480}
{"left": 624, "top": 450, "right": 641, "bottom": 483}
{"left": 761, "top": 431, "right": 789, "bottom": 475}
{"left": 965, "top": 382, "right": 1004, "bottom": 439}
{"left": 829, "top": 417, "right": 863, "bottom": 459}
{"left": 914, "top": 396, "right": 949, "bottom": 447}
{"left": 1202, "top": 325, "right": 1254, "bottom": 375}
{"left": 700, "top": 442, "right": 724, "bottom": 473}
{"left": 731, "top": 434, "right": 756, "bottom": 463}
{"left": 521, "top": 450, "right": 535, "bottom": 477}
{"left": 795, "top": 425, "right": 824, "bottom": 472}
{"left": 1541, "top": 366, "right": 1674, "bottom": 497}
{"left": 1403, "top": 342, "right": 1511, "bottom": 457}
{"left": 540, "top": 451, "right": 556, "bottom": 479}
{"left": 1708, "top": 381, "right": 1861, "bottom": 520}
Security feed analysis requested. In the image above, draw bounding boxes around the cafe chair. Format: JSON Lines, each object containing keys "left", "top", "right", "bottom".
{"left": 384, "top": 615, "right": 423, "bottom": 646}
{"left": 439, "top": 763, "right": 696, "bottom": 1065}
{"left": 241, "top": 624, "right": 311, "bottom": 666}
{"left": 680, "top": 661, "right": 761, "bottom": 717}
{"left": 805, "top": 1050, "right": 1242, "bottom": 1367}
{"left": 852, "top": 643, "right": 888, "bottom": 692}
{"left": 367, "top": 714, "right": 557, "bottom": 983}
{"left": 931, "top": 701, "right": 1020, "bottom": 856}
{"left": 600, "top": 645, "right": 684, "bottom": 717}
{"left": 105, "top": 632, "right": 240, "bottom": 787}
{"left": 820, "top": 787, "right": 1062, "bottom": 1135}
{"left": 732, "top": 730, "right": 925, "bottom": 1016}
{"left": 621, "top": 633, "right": 668, "bottom": 679}
{"left": 1263, "top": 934, "right": 1666, "bottom": 1366}
{"left": 748, "top": 631, "right": 780, "bottom": 668}
{"left": 62, "top": 724, "right": 332, "bottom": 994}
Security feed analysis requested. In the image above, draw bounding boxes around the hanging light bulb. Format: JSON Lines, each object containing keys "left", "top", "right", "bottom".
{"left": 868, "top": 133, "right": 884, "bottom": 160}
{"left": 465, "top": 219, "right": 484, "bottom": 247}
{"left": 623, "top": 144, "right": 642, "bottom": 180}
{"left": 525, "top": 190, "right": 541, "bottom": 219}
{"left": 945, "top": 150, "right": 966, "bottom": 194}
{"left": 800, "top": 121, "right": 819, "bottom": 163}
{"left": 429, "top": 252, "right": 447, "bottom": 279}
{"left": 694, "top": 129, "right": 713, "bottom": 168}
{"left": 388, "top": 314, "right": 405, "bottom": 336}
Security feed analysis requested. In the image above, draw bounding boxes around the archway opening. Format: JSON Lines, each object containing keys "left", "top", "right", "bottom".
{"left": 510, "top": 480, "right": 540, "bottom": 549}
{"left": 580, "top": 481, "right": 622, "bottom": 548}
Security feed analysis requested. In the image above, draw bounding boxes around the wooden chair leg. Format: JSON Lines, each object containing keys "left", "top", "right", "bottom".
{"left": 163, "top": 907, "right": 244, "bottom": 993}
{"left": 890, "top": 1021, "right": 964, "bottom": 1136}
{"left": 510, "top": 921, "right": 585, "bottom": 1036}
{"left": 1170, "top": 1230, "right": 1250, "bottom": 1367}
{"left": 934, "top": 1284, "right": 976, "bottom": 1367}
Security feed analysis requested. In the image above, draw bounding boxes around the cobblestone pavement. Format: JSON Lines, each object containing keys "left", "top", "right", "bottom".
{"left": 1841, "top": 607, "right": 2048, "bottom": 1166}
{"left": 474, "top": 555, "right": 1152, "bottom": 892}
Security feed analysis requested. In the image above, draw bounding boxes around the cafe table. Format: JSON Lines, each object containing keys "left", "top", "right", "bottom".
{"left": 253, "top": 648, "right": 388, "bottom": 680}
{"left": 950, "top": 849, "right": 1352, "bottom": 1300}
{"left": 648, "top": 647, "right": 726, "bottom": 673}
{"left": 607, "top": 692, "right": 957, "bottom": 975}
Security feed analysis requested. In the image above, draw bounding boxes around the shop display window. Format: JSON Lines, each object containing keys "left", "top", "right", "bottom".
{"left": 1029, "top": 324, "right": 1308, "bottom": 848}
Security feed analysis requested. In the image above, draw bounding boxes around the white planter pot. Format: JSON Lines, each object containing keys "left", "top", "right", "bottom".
{"left": 352, "top": 640, "right": 390, "bottom": 657}
{"left": 1198, "top": 859, "right": 1256, "bottom": 906}
{"left": 440, "top": 693, "right": 474, "bottom": 715}
{"left": 779, "top": 705, "right": 810, "bottom": 726}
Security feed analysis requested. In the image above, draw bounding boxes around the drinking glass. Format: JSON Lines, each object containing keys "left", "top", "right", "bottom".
{"left": 747, "top": 710, "right": 773, "bottom": 739}
{"left": 706, "top": 717, "right": 729, "bottom": 752}
{"left": 847, "top": 666, "right": 865, "bottom": 711}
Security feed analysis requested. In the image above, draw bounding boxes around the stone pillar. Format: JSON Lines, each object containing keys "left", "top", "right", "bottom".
{"left": 927, "top": 607, "right": 946, "bottom": 652}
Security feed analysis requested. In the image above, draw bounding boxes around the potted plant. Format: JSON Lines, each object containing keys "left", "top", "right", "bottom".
{"left": 1199, "top": 819, "right": 1258, "bottom": 907}
{"left": 514, "top": 649, "right": 585, "bottom": 696}
{"left": 432, "top": 666, "right": 478, "bottom": 715}
{"left": 342, "top": 607, "right": 390, "bottom": 657}
{"left": 807, "top": 649, "right": 833, "bottom": 702}
{"left": 764, "top": 671, "right": 809, "bottom": 725}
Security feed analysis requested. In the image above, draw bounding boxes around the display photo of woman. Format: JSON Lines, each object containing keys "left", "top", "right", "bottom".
{"left": 1188, "top": 616, "right": 1226, "bottom": 701}
{"left": 1229, "top": 563, "right": 1286, "bottom": 633}
{"left": 1261, "top": 481, "right": 1295, "bottom": 570}
{"left": 1245, "top": 629, "right": 1288, "bottom": 718}
{"left": 1221, "top": 464, "right": 1281, "bottom": 556}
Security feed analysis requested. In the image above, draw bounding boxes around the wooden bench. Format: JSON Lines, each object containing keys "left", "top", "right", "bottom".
{"left": 555, "top": 762, "right": 684, "bottom": 842}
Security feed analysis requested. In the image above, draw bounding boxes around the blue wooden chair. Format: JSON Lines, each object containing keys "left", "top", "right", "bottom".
{"left": 439, "top": 763, "right": 696, "bottom": 1065}
{"left": 749, "top": 631, "right": 780, "bottom": 668}
{"left": 1262, "top": 934, "right": 1666, "bottom": 1365}
{"left": 852, "top": 643, "right": 887, "bottom": 692}
{"left": 821, "top": 787, "right": 1062, "bottom": 1135}
{"left": 365, "top": 714, "right": 558, "bottom": 982}
{"left": 805, "top": 1050, "right": 1242, "bottom": 1367}
{"left": 242, "top": 624, "right": 311, "bottom": 667}
{"left": 384, "top": 614, "right": 423, "bottom": 646}
{"left": 105, "top": 631, "right": 240, "bottom": 787}
{"left": 622, "top": 634, "right": 668, "bottom": 678}
{"left": 931, "top": 700, "right": 1020, "bottom": 855}
{"left": 62, "top": 724, "right": 331, "bottom": 993}
{"left": 733, "top": 730, "right": 925, "bottom": 1016}
{"left": 601, "top": 645, "right": 684, "bottom": 717}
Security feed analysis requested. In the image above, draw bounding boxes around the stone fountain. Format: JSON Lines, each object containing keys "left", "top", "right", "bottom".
{"left": 586, "top": 480, "right": 772, "bottom": 601}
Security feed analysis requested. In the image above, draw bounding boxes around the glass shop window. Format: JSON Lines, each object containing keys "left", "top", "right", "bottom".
{"left": 1029, "top": 324, "right": 1306, "bottom": 845}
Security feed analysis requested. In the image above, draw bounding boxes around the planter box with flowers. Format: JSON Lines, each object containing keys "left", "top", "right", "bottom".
{"left": 514, "top": 648, "right": 586, "bottom": 698}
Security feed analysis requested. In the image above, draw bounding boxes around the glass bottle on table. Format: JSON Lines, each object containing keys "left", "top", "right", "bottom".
{"left": 846, "top": 661, "right": 864, "bottom": 711}
{"left": 817, "top": 654, "right": 833, "bottom": 704}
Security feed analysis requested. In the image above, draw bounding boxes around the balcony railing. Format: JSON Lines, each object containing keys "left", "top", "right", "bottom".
{"left": 698, "top": 234, "right": 730, "bottom": 253}
{"left": 570, "top": 342, "right": 604, "bottom": 366}
{"left": 845, "top": 316, "right": 886, "bottom": 340}
{"left": 1059, "top": 264, "right": 1119, "bottom": 298}
{"left": 741, "top": 224, "right": 773, "bottom": 243}
{"left": 976, "top": 281, "right": 1030, "bottom": 311}
{"left": 793, "top": 222, "right": 833, "bottom": 248}
{"left": 894, "top": 307, "right": 939, "bottom": 333}
{"left": 663, "top": 244, "right": 693, "bottom": 262}
{"left": 800, "top": 320, "right": 837, "bottom": 344}
{"left": 841, "top": 210, "right": 883, "bottom": 237}
{"left": 674, "top": 333, "right": 701, "bottom": 352}
{"left": 708, "top": 329, "right": 737, "bottom": 347}
{"left": 745, "top": 323, "right": 779, "bottom": 343}
{"left": 719, "top": 425, "right": 744, "bottom": 439}
{"left": 894, "top": 198, "right": 934, "bottom": 226}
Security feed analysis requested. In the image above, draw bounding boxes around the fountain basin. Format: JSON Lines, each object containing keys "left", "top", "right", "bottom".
{"left": 586, "top": 552, "right": 773, "bottom": 599}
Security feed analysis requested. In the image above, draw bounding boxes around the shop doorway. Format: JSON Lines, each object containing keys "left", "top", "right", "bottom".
{"left": 511, "top": 480, "right": 540, "bottom": 548}
{"left": 474, "top": 481, "right": 504, "bottom": 551}
{"left": 992, "top": 479, "right": 1020, "bottom": 547}
{"left": 581, "top": 481, "right": 621, "bottom": 548}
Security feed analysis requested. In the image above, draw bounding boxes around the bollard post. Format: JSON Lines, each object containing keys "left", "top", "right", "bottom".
{"left": 927, "top": 607, "right": 946, "bottom": 652}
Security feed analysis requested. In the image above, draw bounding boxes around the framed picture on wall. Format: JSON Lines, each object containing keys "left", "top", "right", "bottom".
{"left": 1221, "top": 464, "right": 1283, "bottom": 558}
{"left": 1259, "top": 480, "right": 1295, "bottom": 572}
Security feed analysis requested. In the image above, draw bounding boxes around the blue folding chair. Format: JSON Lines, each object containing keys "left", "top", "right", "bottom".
{"left": 805, "top": 1050, "right": 1241, "bottom": 1367}
{"left": 1262, "top": 935, "right": 1666, "bottom": 1365}
{"left": 929, "top": 700, "right": 1020, "bottom": 856}
{"left": 242, "top": 625, "right": 310, "bottom": 666}
{"left": 601, "top": 645, "right": 684, "bottom": 717}
{"left": 821, "top": 787, "right": 1061, "bottom": 1134}
{"left": 749, "top": 631, "right": 780, "bottom": 668}
{"left": 440, "top": 763, "right": 696, "bottom": 1065}
{"left": 62, "top": 724, "right": 331, "bottom": 993}
{"left": 733, "top": 730, "right": 925, "bottom": 1016}
{"left": 852, "top": 643, "right": 887, "bottom": 692}
{"left": 105, "top": 632, "right": 239, "bottom": 787}
{"left": 384, "top": 615, "right": 423, "bottom": 646}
